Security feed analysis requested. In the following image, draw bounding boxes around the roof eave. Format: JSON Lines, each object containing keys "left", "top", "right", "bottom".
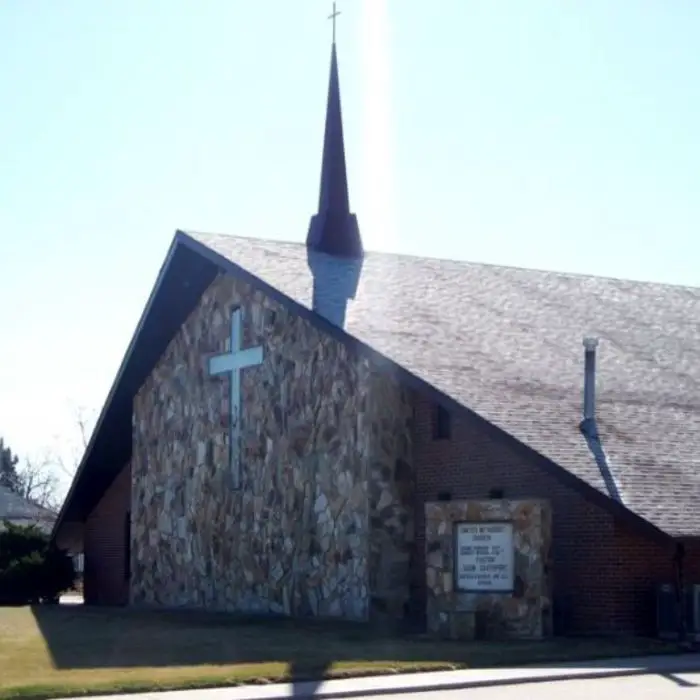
{"left": 52, "top": 232, "right": 190, "bottom": 539}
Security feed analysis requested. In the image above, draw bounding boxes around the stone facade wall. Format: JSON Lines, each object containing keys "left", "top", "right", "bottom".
{"left": 366, "top": 373, "right": 415, "bottom": 625}
{"left": 425, "top": 499, "right": 552, "bottom": 640}
{"left": 130, "top": 272, "right": 410, "bottom": 621}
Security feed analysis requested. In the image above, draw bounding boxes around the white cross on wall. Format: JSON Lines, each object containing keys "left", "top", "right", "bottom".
{"left": 208, "top": 308, "right": 264, "bottom": 488}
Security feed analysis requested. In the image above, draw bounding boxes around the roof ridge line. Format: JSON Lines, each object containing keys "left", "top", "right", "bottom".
{"left": 186, "top": 231, "right": 700, "bottom": 291}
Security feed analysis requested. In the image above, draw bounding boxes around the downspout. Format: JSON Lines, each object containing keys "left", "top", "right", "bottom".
{"left": 673, "top": 542, "right": 688, "bottom": 648}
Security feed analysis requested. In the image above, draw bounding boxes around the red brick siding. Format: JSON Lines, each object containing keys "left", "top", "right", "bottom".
{"left": 83, "top": 463, "right": 131, "bottom": 606}
{"left": 686, "top": 542, "right": 700, "bottom": 582}
{"left": 609, "top": 529, "right": 700, "bottom": 632}
{"left": 412, "top": 394, "right": 689, "bottom": 634}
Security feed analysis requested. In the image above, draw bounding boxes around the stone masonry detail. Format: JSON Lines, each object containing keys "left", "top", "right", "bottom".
{"left": 130, "top": 272, "right": 414, "bottom": 621}
{"left": 425, "top": 499, "right": 552, "bottom": 640}
{"left": 366, "top": 373, "right": 414, "bottom": 624}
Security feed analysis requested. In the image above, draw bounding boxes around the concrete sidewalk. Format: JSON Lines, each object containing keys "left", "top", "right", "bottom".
{"left": 64, "top": 652, "right": 700, "bottom": 700}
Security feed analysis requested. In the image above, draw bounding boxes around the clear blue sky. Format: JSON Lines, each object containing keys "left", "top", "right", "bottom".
{"left": 1, "top": 1, "right": 699, "bottom": 496}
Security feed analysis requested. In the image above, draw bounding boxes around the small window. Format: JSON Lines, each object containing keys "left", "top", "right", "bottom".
{"left": 432, "top": 404, "right": 451, "bottom": 440}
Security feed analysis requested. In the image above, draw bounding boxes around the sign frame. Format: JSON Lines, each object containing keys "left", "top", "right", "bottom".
{"left": 453, "top": 520, "right": 515, "bottom": 594}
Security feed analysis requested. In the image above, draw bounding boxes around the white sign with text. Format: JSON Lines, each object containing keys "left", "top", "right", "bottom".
{"left": 455, "top": 522, "right": 514, "bottom": 592}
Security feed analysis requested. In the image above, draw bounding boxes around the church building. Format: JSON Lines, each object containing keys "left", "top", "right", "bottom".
{"left": 54, "top": 36, "right": 700, "bottom": 636}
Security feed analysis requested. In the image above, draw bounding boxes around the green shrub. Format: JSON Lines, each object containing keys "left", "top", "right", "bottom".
{"left": 0, "top": 522, "right": 47, "bottom": 569}
{"left": 0, "top": 521, "right": 75, "bottom": 605}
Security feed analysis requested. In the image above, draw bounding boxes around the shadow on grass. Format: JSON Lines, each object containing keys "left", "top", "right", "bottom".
{"left": 33, "top": 604, "right": 351, "bottom": 664}
{"left": 27, "top": 604, "right": 695, "bottom": 695}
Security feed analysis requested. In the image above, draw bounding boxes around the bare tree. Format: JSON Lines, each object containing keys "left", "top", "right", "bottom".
{"left": 71, "top": 405, "right": 92, "bottom": 451}
{"left": 15, "top": 453, "right": 62, "bottom": 512}
{"left": 13, "top": 405, "right": 97, "bottom": 512}
{"left": 53, "top": 405, "right": 96, "bottom": 481}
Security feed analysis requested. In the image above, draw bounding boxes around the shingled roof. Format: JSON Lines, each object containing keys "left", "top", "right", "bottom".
{"left": 187, "top": 230, "right": 700, "bottom": 539}
{"left": 0, "top": 485, "right": 55, "bottom": 532}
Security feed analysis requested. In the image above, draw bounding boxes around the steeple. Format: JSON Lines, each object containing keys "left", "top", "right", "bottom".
{"left": 306, "top": 35, "right": 363, "bottom": 258}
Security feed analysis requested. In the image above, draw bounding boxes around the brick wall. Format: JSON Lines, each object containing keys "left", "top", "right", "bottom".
{"left": 83, "top": 463, "right": 131, "bottom": 606}
{"left": 411, "top": 393, "right": 691, "bottom": 635}
{"left": 609, "top": 529, "right": 700, "bottom": 633}
{"left": 686, "top": 542, "right": 700, "bottom": 582}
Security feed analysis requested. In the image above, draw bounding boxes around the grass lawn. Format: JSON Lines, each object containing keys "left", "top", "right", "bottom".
{"left": 0, "top": 604, "right": 682, "bottom": 700}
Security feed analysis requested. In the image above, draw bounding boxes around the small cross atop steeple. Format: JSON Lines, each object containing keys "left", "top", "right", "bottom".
{"left": 328, "top": 2, "right": 341, "bottom": 44}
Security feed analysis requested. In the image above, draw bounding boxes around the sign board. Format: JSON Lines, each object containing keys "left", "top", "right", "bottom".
{"left": 455, "top": 522, "right": 514, "bottom": 592}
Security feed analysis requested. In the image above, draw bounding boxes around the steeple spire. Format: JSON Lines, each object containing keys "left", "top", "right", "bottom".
{"left": 306, "top": 9, "right": 363, "bottom": 259}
